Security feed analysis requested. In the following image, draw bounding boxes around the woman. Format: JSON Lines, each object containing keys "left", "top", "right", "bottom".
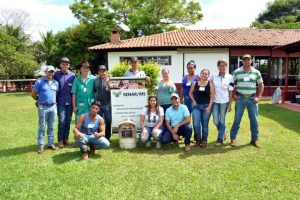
{"left": 140, "top": 95, "right": 164, "bottom": 149}
{"left": 71, "top": 62, "right": 96, "bottom": 121}
{"left": 189, "top": 69, "right": 215, "bottom": 148}
{"left": 156, "top": 68, "right": 177, "bottom": 113}
{"left": 210, "top": 59, "right": 233, "bottom": 146}
{"left": 181, "top": 60, "right": 198, "bottom": 113}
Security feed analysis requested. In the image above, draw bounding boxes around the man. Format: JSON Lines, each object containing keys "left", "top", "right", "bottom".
{"left": 230, "top": 54, "right": 264, "bottom": 148}
{"left": 94, "top": 65, "right": 112, "bottom": 141}
{"left": 31, "top": 65, "right": 59, "bottom": 154}
{"left": 73, "top": 101, "right": 110, "bottom": 160}
{"left": 161, "top": 93, "right": 192, "bottom": 151}
{"left": 124, "top": 57, "right": 146, "bottom": 77}
{"left": 53, "top": 57, "right": 75, "bottom": 147}
{"left": 71, "top": 61, "right": 96, "bottom": 121}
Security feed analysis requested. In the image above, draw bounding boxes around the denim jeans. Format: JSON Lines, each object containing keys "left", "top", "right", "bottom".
{"left": 184, "top": 96, "right": 193, "bottom": 114}
{"left": 162, "top": 124, "right": 192, "bottom": 145}
{"left": 230, "top": 96, "right": 259, "bottom": 142}
{"left": 192, "top": 104, "right": 211, "bottom": 142}
{"left": 212, "top": 102, "right": 228, "bottom": 143}
{"left": 76, "top": 134, "right": 110, "bottom": 153}
{"left": 37, "top": 105, "right": 56, "bottom": 147}
{"left": 98, "top": 106, "right": 112, "bottom": 140}
{"left": 57, "top": 105, "right": 73, "bottom": 142}
{"left": 140, "top": 126, "right": 163, "bottom": 143}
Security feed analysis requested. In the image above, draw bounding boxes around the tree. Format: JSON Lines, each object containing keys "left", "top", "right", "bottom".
{"left": 0, "top": 8, "right": 32, "bottom": 31}
{"left": 38, "top": 31, "right": 57, "bottom": 63}
{"left": 70, "top": 0, "right": 203, "bottom": 38}
{"left": 251, "top": 0, "right": 300, "bottom": 29}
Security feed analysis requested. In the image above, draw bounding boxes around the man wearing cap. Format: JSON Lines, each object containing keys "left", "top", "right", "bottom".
{"left": 71, "top": 61, "right": 96, "bottom": 122}
{"left": 124, "top": 57, "right": 146, "bottom": 77}
{"left": 53, "top": 57, "right": 75, "bottom": 147}
{"left": 94, "top": 65, "right": 112, "bottom": 141}
{"left": 31, "top": 66, "right": 59, "bottom": 154}
{"left": 230, "top": 54, "right": 264, "bottom": 148}
{"left": 162, "top": 93, "right": 192, "bottom": 151}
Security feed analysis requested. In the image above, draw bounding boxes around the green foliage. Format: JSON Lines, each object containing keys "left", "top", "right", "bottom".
{"left": 0, "top": 26, "right": 37, "bottom": 79}
{"left": 251, "top": 0, "right": 300, "bottom": 29}
{"left": 109, "top": 61, "right": 160, "bottom": 94}
{"left": 70, "top": 0, "right": 203, "bottom": 38}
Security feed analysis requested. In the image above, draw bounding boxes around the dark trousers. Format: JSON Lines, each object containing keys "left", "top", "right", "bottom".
{"left": 162, "top": 124, "right": 192, "bottom": 145}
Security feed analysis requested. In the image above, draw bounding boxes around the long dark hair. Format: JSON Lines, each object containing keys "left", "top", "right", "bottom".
{"left": 147, "top": 95, "right": 160, "bottom": 116}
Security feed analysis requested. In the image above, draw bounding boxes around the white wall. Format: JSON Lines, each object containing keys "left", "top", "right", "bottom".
{"left": 108, "top": 48, "right": 229, "bottom": 83}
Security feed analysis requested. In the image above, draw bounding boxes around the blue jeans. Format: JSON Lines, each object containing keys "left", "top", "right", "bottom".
{"left": 192, "top": 104, "right": 211, "bottom": 142}
{"left": 37, "top": 105, "right": 56, "bottom": 147}
{"left": 76, "top": 134, "right": 110, "bottom": 153}
{"left": 98, "top": 106, "right": 112, "bottom": 140}
{"left": 184, "top": 96, "right": 193, "bottom": 114}
{"left": 162, "top": 124, "right": 192, "bottom": 145}
{"left": 57, "top": 105, "right": 73, "bottom": 142}
{"left": 140, "top": 126, "right": 163, "bottom": 143}
{"left": 212, "top": 102, "right": 228, "bottom": 143}
{"left": 230, "top": 96, "right": 259, "bottom": 142}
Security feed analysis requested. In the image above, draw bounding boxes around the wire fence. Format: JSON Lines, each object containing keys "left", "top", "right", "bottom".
{"left": 0, "top": 79, "right": 37, "bottom": 93}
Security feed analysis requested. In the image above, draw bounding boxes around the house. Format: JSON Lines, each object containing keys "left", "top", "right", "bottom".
{"left": 89, "top": 29, "right": 300, "bottom": 96}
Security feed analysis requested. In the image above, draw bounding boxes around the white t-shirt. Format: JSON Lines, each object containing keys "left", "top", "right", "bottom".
{"left": 141, "top": 106, "right": 164, "bottom": 127}
{"left": 210, "top": 73, "right": 234, "bottom": 103}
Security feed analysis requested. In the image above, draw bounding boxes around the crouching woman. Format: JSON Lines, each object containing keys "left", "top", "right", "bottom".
{"left": 140, "top": 95, "right": 164, "bottom": 149}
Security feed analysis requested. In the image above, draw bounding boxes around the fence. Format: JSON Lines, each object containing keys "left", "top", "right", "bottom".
{"left": 0, "top": 79, "right": 37, "bottom": 93}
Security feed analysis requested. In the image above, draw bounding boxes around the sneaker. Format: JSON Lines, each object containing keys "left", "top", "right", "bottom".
{"left": 200, "top": 142, "right": 207, "bottom": 148}
{"left": 184, "top": 145, "right": 191, "bottom": 152}
{"left": 82, "top": 152, "right": 89, "bottom": 160}
{"left": 250, "top": 140, "right": 261, "bottom": 148}
{"left": 58, "top": 141, "right": 64, "bottom": 148}
{"left": 145, "top": 141, "right": 151, "bottom": 148}
{"left": 194, "top": 140, "right": 201, "bottom": 147}
{"left": 63, "top": 140, "right": 71, "bottom": 146}
{"left": 48, "top": 145, "right": 59, "bottom": 150}
{"left": 156, "top": 141, "right": 161, "bottom": 149}
{"left": 37, "top": 147, "right": 44, "bottom": 154}
{"left": 214, "top": 142, "right": 222, "bottom": 147}
{"left": 230, "top": 139, "right": 237, "bottom": 147}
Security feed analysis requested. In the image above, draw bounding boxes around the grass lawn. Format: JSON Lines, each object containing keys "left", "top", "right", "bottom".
{"left": 0, "top": 93, "right": 299, "bottom": 200}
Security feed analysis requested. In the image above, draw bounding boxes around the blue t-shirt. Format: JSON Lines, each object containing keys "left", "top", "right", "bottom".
{"left": 33, "top": 77, "right": 59, "bottom": 104}
{"left": 80, "top": 113, "right": 101, "bottom": 135}
{"left": 165, "top": 104, "right": 190, "bottom": 127}
{"left": 182, "top": 74, "right": 198, "bottom": 98}
{"left": 53, "top": 70, "right": 75, "bottom": 106}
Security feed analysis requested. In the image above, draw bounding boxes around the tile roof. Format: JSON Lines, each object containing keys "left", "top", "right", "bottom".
{"left": 89, "top": 29, "right": 300, "bottom": 51}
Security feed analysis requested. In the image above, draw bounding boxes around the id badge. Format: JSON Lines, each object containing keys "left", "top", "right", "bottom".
{"left": 79, "top": 103, "right": 84, "bottom": 107}
{"left": 199, "top": 87, "right": 205, "bottom": 91}
{"left": 88, "top": 124, "right": 94, "bottom": 129}
{"left": 51, "top": 85, "right": 57, "bottom": 90}
{"left": 68, "top": 83, "right": 72, "bottom": 86}
{"left": 186, "top": 81, "right": 191, "bottom": 86}
{"left": 244, "top": 76, "right": 250, "bottom": 81}
{"left": 83, "top": 87, "right": 87, "bottom": 92}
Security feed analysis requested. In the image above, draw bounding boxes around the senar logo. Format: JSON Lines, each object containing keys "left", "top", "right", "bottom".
{"left": 112, "top": 91, "right": 122, "bottom": 97}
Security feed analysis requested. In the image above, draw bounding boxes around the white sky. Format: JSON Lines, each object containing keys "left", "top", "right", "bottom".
{"left": 0, "top": 0, "right": 271, "bottom": 41}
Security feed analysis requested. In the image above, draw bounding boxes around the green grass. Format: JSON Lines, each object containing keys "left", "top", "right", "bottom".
{"left": 0, "top": 93, "right": 299, "bottom": 200}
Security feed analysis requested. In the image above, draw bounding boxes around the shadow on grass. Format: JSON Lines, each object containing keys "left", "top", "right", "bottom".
{"left": 259, "top": 104, "right": 300, "bottom": 134}
{"left": 52, "top": 149, "right": 103, "bottom": 164}
{"left": 0, "top": 144, "right": 37, "bottom": 158}
{"left": 111, "top": 140, "right": 250, "bottom": 159}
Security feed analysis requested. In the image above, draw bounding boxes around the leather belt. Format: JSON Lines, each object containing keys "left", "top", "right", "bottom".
{"left": 237, "top": 92, "right": 256, "bottom": 98}
{"left": 39, "top": 103, "right": 55, "bottom": 107}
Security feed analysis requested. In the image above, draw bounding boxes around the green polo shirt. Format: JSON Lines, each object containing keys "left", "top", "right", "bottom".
{"left": 71, "top": 74, "right": 96, "bottom": 116}
{"left": 233, "top": 67, "right": 263, "bottom": 95}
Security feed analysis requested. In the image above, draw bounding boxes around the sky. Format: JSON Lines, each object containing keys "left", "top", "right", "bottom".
{"left": 0, "top": 0, "right": 271, "bottom": 41}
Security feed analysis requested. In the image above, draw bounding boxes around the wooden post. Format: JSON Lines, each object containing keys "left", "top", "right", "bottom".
{"left": 283, "top": 53, "right": 289, "bottom": 102}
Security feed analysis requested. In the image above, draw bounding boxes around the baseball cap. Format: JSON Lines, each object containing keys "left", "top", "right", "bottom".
{"left": 170, "top": 93, "right": 179, "bottom": 100}
{"left": 45, "top": 65, "right": 55, "bottom": 72}
{"left": 98, "top": 65, "right": 106, "bottom": 71}
{"left": 242, "top": 54, "right": 252, "bottom": 60}
{"left": 60, "top": 57, "right": 70, "bottom": 63}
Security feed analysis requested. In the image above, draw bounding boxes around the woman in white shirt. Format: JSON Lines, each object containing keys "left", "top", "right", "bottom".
{"left": 210, "top": 59, "right": 234, "bottom": 146}
{"left": 140, "top": 95, "right": 164, "bottom": 149}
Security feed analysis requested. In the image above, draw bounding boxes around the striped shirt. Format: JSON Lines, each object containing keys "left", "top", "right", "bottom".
{"left": 233, "top": 67, "right": 263, "bottom": 95}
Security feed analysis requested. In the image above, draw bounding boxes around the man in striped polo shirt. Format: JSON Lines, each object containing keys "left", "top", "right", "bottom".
{"left": 230, "top": 54, "right": 264, "bottom": 148}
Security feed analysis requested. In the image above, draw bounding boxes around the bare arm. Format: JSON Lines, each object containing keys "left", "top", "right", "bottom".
{"left": 153, "top": 115, "right": 164, "bottom": 130}
{"left": 140, "top": 115, "right": 146, "bottom": 130}
{"left": 180, "top": 85, "right": 184, "bottom": 103}
{"left": 254, "top": 82, "right": 264, "bottom": 103}
{"left": 73, "top": 114, "right": 85, "bottom": 139}
{"left": 206, "top": 82, "right": 215, "bottom": 113}
{"left": 72, "top": 93, "right": 77, "bottom": 114}
{"left": 31, "top": 90, "right": 38, "bottom": 101}
{"left": 228, "top": 90, "right": 233, "bottom": 112}
{"left": 189, "top": 83, "right": 196, "bottom": 106}
{"left": 95, "top": 117, "right": 105, "bottom": 138}
{"left": 166, "top": 120, "right": 178, "bottom": 141}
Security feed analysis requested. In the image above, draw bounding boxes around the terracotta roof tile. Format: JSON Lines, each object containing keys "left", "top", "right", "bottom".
{"left": 89, "top": 29, "right": 300, "bottom": 50}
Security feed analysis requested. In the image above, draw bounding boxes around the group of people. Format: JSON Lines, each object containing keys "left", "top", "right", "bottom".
{"left": 31, "top": 54, "right": 264, "bottom": 159}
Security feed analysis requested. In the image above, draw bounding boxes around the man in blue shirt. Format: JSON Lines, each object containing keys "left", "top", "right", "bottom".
{"left": 31, "top": 65, "right": 59, "bottom": 154}
{"left": 162, "top": 93, "right": 192, "bottom": 151}
{"left": 53, "top": 57, "right": 75, "bottom": 147}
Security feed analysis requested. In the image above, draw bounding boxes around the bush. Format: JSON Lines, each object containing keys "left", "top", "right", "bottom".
{"left": 109, "top": 61, "right": 160, "bottom": 94}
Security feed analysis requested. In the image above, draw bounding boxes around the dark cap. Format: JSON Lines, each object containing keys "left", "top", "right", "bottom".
{"left": 60, "top": 57, "right": 70, "bottom": 63}
{"left": 131, "top": 57, "right": 138, "bottom": 62}
{"left": 98, "top": 65, "right": 106, "bottom": 71}
{"left": 242, "top": 54, "right": 252, "bottom": 60}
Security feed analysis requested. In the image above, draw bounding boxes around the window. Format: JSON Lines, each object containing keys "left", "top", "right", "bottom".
{"left": 120, "top": 56, "right": 171, "bottom": 65}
